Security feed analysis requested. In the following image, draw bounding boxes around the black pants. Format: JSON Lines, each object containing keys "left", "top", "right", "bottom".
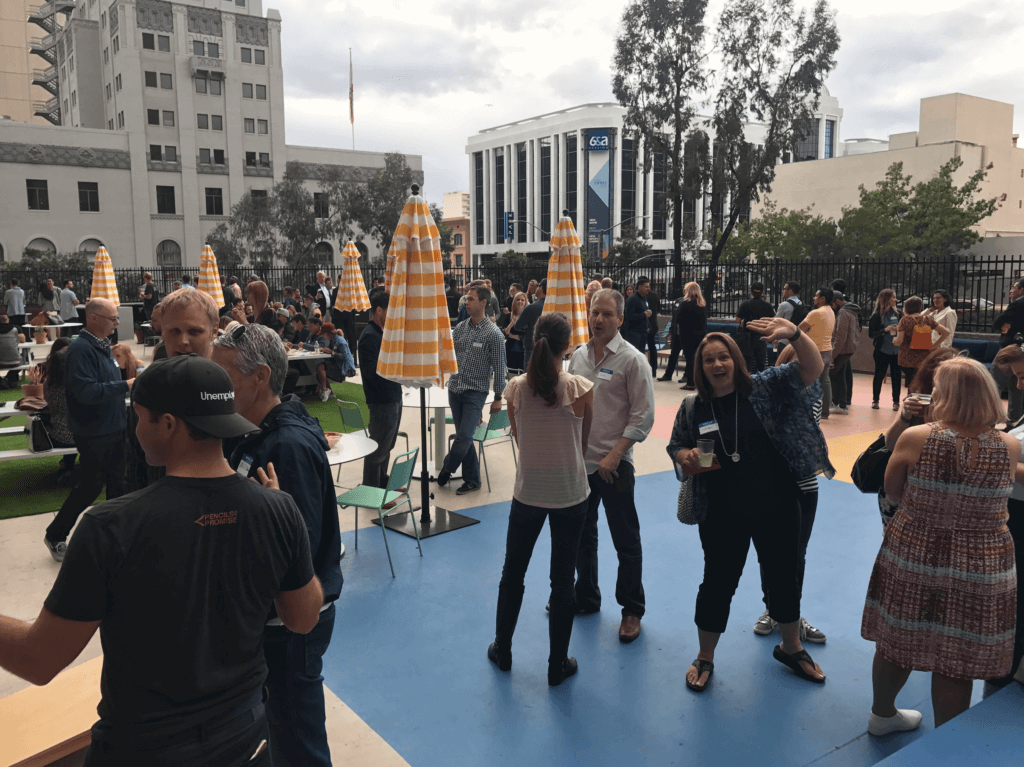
{"left": 872, "top": 348, "right": 901, "bottom": 404}
{"left": 696, "top": 491, "right": 801, "bottom": 632}
{"left": 574, "top": 462, "right": 645, "bottom": 618}
{"left": 742, "top": 337, "right": 768, "bottom": 374}
{"left": 662, "top": 333, "right": 682, "bottom": 377}
{"left": 830, "top": 353, "right": 854, "bottom": 408}
{"left": 46, "top": 430, "right": 126, "bottom": 543}
{"left": 643, "top": 330, "right": 658, "bottom": 375}
{"left": 901, "top": 366, "right": 917, "bottom": 391}
{"left": 760, "top": 488, "right": 817, "bottom": 611}
{"left": 681, "top": 339, "right": 699, "bottom": 385}
{"left": 988, "top": 497, "right": 1024, "bottom": 687}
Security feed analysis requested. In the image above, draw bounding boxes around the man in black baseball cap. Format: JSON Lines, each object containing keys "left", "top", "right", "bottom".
{"left": 0, "top": 354, "right": 325, "bottom": 765}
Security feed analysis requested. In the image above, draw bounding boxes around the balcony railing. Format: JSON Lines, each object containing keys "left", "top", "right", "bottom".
{"left": 32, "top": 97, "right": 60, "bottom": 125}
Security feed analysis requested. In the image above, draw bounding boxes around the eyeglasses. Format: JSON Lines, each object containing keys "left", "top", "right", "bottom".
{"left": 99, "top": 314, "right": 119, "bottom": 323}
{"left": 230, "top": 323, "right": 250, "bottom": 341}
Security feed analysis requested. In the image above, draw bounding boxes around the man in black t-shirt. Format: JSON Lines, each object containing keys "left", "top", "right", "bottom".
{"left": 735, "top": 282, "right": 776, "bottom": 373}
{"left": 0, "top": 355, "right": 323, "bottom": 766}
{"left": 139, "top": 272, "right": 158, "bottom": 320}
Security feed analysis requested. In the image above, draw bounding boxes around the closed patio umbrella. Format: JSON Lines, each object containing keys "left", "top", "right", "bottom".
{"left": 334, "top": 241, "right": 371, "bottom": 312}
{"left": 383, "top": 239, "right": 398, "bottom": 294}
{"left": 542, "top": 213, "right": 589, "bottom": 347}
{"left": 197, "top": 244, "right": 225, "bottom": 309}
{"left": 90, "top": 247, "right": 120, "bottom": 306}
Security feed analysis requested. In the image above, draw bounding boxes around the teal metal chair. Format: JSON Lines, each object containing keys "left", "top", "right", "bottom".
{"left": 447, "top": 409, "right": 517, "bottom": 492}
{"left": 335, "top": 399, "right": 408, "bottom": 485}
{"left": 336, "top": 448, "right": 421, "bottom": 577}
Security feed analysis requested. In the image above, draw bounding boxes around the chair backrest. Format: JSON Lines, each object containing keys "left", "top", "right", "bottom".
{"left": 387, "top": 448, "right": 420, "bottom": 493}
{"left": 337, "top": 400, "right": 367, "bottom": 435}
{"left": 487, "top": 409, "right": 510, "bottom": 432}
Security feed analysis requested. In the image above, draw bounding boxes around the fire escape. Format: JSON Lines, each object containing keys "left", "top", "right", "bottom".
{"left": 27, "top": 1, "right": 75, "bottom": 125}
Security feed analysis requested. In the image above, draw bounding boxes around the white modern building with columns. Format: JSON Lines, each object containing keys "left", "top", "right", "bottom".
{"left": 464, "top": 89, "right": 853, "bottom": 266}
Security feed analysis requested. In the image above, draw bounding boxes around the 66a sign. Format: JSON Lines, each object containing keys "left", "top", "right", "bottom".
{"left": 587, "top": 129, "right": 611, "bottom": 152}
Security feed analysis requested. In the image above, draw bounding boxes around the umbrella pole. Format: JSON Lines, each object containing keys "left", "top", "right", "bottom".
{"left": 419, "top": 387, "right": 432, "bottom": 525}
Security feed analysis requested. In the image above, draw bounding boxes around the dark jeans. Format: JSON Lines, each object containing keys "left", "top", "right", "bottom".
{"left": 363, "top": 401, "right": 402, "bottom": 488}
{"left": 84, "top": 691, "right": 272, "bottom": 767}
{"left": 623, "top": 330, "right": 644, "bottom": 351}
{"left": 443, "top": 389, "right": 488, "bottom": 487}
{"left": 901, "top": 366, "right": 917, "bottom": 391}
{"left": 643, "top": 330, "right": 658, "bottom": 375}
{"left": 46, "top": 429, "right": 126, "bottom": 543}
{"left": 872, "top": 348, "right": 901, "bottom": 404}
{"left": 830, "top": 353, "right": 853, "bottom": 408}
{"left": 760, "top": 488, "right": 818, "bottom": 612}
{"left": 743, "top": 337, "right": 768, "bottom": 374}
{"left": 574, "top": 461, "right": 645, "bottom": 618}
{"left": 682, "top": 340, "right": 699, "bottom": 385}
{"left": 696, "top": 490, "right": 801, "bottom": 632}
{"left": 818, "top": 351, "right": 833, "bottom": 417}
{"left": 263, "top": 604, "right": 335, "bottom": 767}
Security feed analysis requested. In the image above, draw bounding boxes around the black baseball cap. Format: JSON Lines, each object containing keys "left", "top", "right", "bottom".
{"left": 132, "top": 354, "right": 259, "bottom": 439}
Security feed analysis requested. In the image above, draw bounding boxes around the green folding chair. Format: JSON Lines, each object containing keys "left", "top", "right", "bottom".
{"left": 446, "top": 409, "right": 517, "bottom": 492}
{"left": 335, "top": 399, "right": 408, "bottom": 485}
{"left": 336, "top": 448, "right": 421, "bottom": 577}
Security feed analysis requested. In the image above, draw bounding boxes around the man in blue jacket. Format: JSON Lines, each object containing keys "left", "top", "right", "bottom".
{"left": 45, "top": 298, "right": 133, "bottom": 562}
{"left": 212, "top": 324, "right": 341, "bottom": 767}
{"left": 623, "top": 276, "right": 654, "bottom": 351}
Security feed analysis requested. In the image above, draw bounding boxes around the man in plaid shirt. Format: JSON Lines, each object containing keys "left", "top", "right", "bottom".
{"left": 438, "top": 286, "right": 507, "bottom": 495}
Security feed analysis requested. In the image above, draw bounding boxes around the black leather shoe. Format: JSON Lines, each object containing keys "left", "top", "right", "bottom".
{"left": 488, "top": 642, "right": 512, "bottom": 671}
{"left": 436, "top": 467, "right": 451, "bottom": 487}
{"left": 657, "top": 375, "right": 673, "bottom": 381}
{"left": 548, "top": 657, "right": 578, "bottom": 686}
{"left": 545, "top": 603, "right": 599, "bottom": 615}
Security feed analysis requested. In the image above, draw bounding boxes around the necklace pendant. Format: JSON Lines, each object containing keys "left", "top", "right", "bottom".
{"left": 732, "top": 453, "right": 740, "bottom": 463}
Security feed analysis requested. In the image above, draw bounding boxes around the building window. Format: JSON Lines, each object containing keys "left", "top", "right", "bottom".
{"left": 313, "top": 192, "right": 329, "bottom": 217}
{"left": 156, "top": 186, "right": 176, "bottom": 215}
{"left": 793, "top": 118, "right": 820, "bottom": 162}
{"left": 79, "top": 239, "right": 103, "bottom": 257}
{"left": 474, "top": 152, "right": 483, "bottom": 245}
{"left": 61, "top": 66, "right": 66, "bottom": 81}
{"left": 205, "top": 187, "right": 224, "bottom": 216}
{"left": 516, "top": 142, "right": 527, "bottom": 242}
{"left": 259, "top": 152, "right": 269, "bottom": 167}
{"left": 207, "top": 42, "right": 219, "bottom": 58}
{"left": 824, "top": 119, "right": 836, "bottom": 159}
{"left": 113, "top": 36, "right": 119, "bottom": 54}
{"left": 27, "top": 237, "right": 56, "bottom": 254}
{"left": 494, "top": 147, "right": 504, "bottom": 243}
{"left": 162, "top": 110, "right": 174, "bottom": 127}
{"left": 26, "top": 180, "right": 49, "bottom": 211}
{"left": 78, "top": 181, "right": 100, "bottom": 212}
{"left": 161, "top": 73, "right": 172, "bottom": 89}
{"left": 64, "top": 98, "right": 69, "bottom": 115}
{"left": 244, "top": 118, "right": 255, "bottom": 134}
{"left": 242, "top": 82, "right": 253, "bottom": 98}
{"left": 108, "top": 119, "right": 114, "bottom": 130}
{"left": 116, "top": 74, "right": 122, "bottom": 91}
{"left": 165, "top": 146, "right": 177, "bottom": 162}
{"left": 195, "top": 76, "right": 207, "bottom": 94}
{"left": 213, "top": 149, "right": 224, "bottom": 165}
{"left": 314, "top": 242, "right": 333, "bottom": 260}
{"left": 142, "top": 32, "right": 154, "bottom": 49}
{"left": 145, "top": 71, "right": 157, "bottom": 87}
{"left": 117, "top": 111, "right": 124, "bottom": 129}
{"left": 199, "top": 148, "right": 211, "bottom": 164}
{"left": 158, "top": 35, "right": 170, "bottom": 52}
{"left": 150, "top": 144, "right": 162, "bottom": 161}
{"left": 236, "top": 0, "right": 245, "bottom": 6}
{"left": 69, "top": 56, "right": 73, "bottom": 72}
{"left": 148, "top": 109, "right": 160, "bottom": 125}
{"left": 193, "top": 40, "right": 204, "bottom": 56}
{"left": 156, "top": 239, "right": 181, "bottom": 267}
{"left": 106, "top": 83, "right": 111, "bottom": 100}
{"left": 240, "top": 47, "right": 251, "bottom": 63}
{"left": 209, "top": 78, "right": 222, "bottom": 96}
{"left": 255, "top": 84, "right": 266, "bottom": 100}
{"left": 245, "top": 151, "right": 257, "bottom": 167}
{"left": 197, "top": 113, "right": 209, "bottom": 129}
{"left": 540, "top": 137, "right": 551, "bottom": 237}
{"left": 454, "top": 233, "right": 463, "bottom": 246}
{"left": 257, "top": 119, "right": 268, "bottom": 134}
{"left": 565, "top": 134, "right": 577, "bottom": 227}
{"left": 621, "top": 137, "right": 636, "bottom": 233}
{"left": 103, "top": 48, "right": 108, "bottom": 64}
{"left": 211, "top": 115, "right": 223, "bottom": 130}
{"left": 71, "top": 91, "right": 77, "bottom": 107}
{"left": 101, "top": 11, "right": 106, "bottom": 27}
{"left": 251, "top": 189, "right": 267, "bottom": 199}
{"left": 255, "top": 49, "right": 265, "bottom": 65}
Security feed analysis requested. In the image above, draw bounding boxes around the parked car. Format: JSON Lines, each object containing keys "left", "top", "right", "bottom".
{"left": 952, "top": 298, "right": 994, "bottom": 317}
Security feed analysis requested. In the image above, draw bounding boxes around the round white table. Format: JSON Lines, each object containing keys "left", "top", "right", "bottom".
{"left": 401, "top": 384, "right": 494, "bottom": 480}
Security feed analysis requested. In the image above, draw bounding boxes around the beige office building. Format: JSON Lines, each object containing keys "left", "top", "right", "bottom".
{"left": 0, "top": 0, "right": 60, "bottom": 125}
{"left": 758, "top": 93, "right": 1024, "bottom": 238}
{"left": 0, "top": 0, "right": 421, "bottom": 269}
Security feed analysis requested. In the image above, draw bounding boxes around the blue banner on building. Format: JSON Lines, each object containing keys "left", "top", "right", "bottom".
{"left": 587, "top": 130, "right": 611, "bottom": 260}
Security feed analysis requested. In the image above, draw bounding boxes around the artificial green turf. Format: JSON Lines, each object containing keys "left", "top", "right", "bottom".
{"left": 0, "top": 381, "right": 368, "bottom": 521}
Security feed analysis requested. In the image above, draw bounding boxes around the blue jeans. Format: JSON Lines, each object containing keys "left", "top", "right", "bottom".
{"left": 444, "top": 389, "right": 488, "bottom": 487}
{"left": 574, "top": 461, "right": 646, "bottom": 618}
{"left": 263, "top": 604, "right": 335, "bottom": 767}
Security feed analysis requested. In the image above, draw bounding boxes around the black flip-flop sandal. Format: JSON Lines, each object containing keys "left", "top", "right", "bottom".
{"left": 686, "top": 658, "right": 714, "bottom": 692}
{"left": 773, "top": 645, "right": 825, "bottom": 683}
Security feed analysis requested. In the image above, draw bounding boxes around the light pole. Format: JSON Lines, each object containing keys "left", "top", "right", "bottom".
{"left": 587, "top": 215, "right": 647, "bottom": 263}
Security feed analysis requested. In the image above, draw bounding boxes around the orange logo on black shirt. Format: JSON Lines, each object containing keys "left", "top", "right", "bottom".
{"left": 195, "top": 512, "right": 238, "bottom": 527}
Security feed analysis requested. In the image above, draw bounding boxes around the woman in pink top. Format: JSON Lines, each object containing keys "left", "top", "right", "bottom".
{"left": 488, "top": 312, "right": 594, "bottom": 686}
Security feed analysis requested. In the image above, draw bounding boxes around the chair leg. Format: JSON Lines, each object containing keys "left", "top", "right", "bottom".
{"left": 511, "top": 439, "right": 518, "bottom": 470}
{"left": 479, "top": 441, "right": 490, "bottom": 492}
{"left": 406, "top": 499, "right": 423, "bottom": 557}
{"left": 355, "top": 506, "right": 358, "bottom": 549}
{"left": 378, "top": 510, "right": 396, "bottom": 577}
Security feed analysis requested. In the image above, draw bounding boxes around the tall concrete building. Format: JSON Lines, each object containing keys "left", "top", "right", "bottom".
{"left": 0, "top": 0, "right": 65, "bottom": 126}
{"left": 0, "top": 0, "right": 421, "bottom": 269}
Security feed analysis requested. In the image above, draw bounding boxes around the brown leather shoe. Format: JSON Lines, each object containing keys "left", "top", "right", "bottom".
{"left": 618, "top": 615, "right": 641, "bottom": 643}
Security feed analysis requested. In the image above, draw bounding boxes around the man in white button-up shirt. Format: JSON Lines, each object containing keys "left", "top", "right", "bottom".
{"left": 568, "top": 289, "right": 655, "bottom": 643}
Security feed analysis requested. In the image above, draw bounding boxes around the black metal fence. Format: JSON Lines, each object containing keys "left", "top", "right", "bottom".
{"left": 4, "top": 256, "right": 1022, "bottom": 333}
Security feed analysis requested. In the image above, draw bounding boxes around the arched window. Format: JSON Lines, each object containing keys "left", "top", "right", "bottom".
{"left": 314, "top": 241, "right": 333, "bottom": 262}
{"left": 156, "top": 239, "right": 181, "bottom": 267}
{"left": 453, "top": 233, "right": 463, "bottom": 246}
{"left": 0, "top": 243, "right": 5, "bottom": 262}
{"left": 79, "top": 238, "right": 104, "bottom": 257}
{"left": 27, "top": 237, "right": 56, "bottom": 254}
{"left": 354, "top": 241, "right": 369, "bottom": 260}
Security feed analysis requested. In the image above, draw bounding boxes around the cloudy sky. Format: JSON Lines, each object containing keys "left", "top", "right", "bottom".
{"left": 275, "top": 0, "right": 1024, "bottom": 207}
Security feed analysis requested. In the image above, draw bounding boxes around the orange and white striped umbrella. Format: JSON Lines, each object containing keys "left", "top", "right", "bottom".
{"left": 543, "top": 215, "right": 589, "bottom": 346}
{"left": 383, "top": 239, "right": 398, "bottom": 294}
{"left": 198, "top": 244, "right": 225, "bottom": 309}
{"left": 334, "top": 241, "right": 370, "bottom": 312}
{"left": 90, "top": 246, "right": 120, "bottom": 306}
{"left": 377, "top": 190, "right": 457, "bottom": 386}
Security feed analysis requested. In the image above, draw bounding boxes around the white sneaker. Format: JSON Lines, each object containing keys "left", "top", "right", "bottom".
{"left": 753, "top": 609, "right": 777, "bottom": 635}
{"left": 868, "top": 709, "right": 923, "bottom": 736}
{"left": 799, "top": 617, "right": 826, "bottom": 644}
{"left": 318, "top": 388, "right": 330, "bottom": 402}
{"left": 829, "top": 404, "right": 840, "bottom": 414}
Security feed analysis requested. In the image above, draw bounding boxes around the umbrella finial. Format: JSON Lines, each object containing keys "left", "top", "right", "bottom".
{"left": 562, "top": 209, "right": 569, "bottom": 217}
{"left": 411, "top": 184, "right": 420, "bottom": 196}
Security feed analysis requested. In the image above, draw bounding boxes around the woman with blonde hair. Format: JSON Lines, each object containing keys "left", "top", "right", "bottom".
{"left": 668, "top": 281, "right": 708, "bottom": 390}
{"left": 868, "top": 289, "right": 902, "bottom": 410}
{"left": 503, "top": 291, "right": 529, "bottom": 371}
{"left": 862, "top": 357, "right": 1019, "bottom": 734}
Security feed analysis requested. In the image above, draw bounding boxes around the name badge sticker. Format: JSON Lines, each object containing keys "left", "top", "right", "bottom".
{"left": 237, "top": 454, "right": 254, "bottom": 478}
{"left": 698, "top": 420, "right": 719, "bottom": 435}
{"left": 597, "top": 368, "right": 614, "bottom": 381}
{"left": 473, "top": 341, "right": 484, "bottom": 348}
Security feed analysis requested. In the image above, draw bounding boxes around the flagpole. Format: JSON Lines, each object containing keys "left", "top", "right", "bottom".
{"left": 349, "top": 48, "right": 354, "bottom": 151}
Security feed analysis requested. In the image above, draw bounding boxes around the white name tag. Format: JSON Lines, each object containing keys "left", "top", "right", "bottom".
{"left": 597, "top": 368, "right": 614, "bottom": 381}
{"left": 698, "top": 420, "right": 719, "bottom": 435}
{"left": 473, "top": 341, "right": 484, "bottom": 348}
{"left": 237, "top": 454, "right": 253, "bottom": 478}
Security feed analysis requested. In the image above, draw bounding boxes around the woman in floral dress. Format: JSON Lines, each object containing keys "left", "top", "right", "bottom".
{"left": 862, "top": 357, "right": 1019, "bottom": 734}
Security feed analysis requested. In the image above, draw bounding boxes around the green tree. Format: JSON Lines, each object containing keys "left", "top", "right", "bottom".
{"left": 16, "top": 249, "right": 92, "bottom": 272}
{"left": 349, "top": 152, "right": 416, "bottom": 261}
{"left": 723, "top": 199, "right": 842, "bottom": 262}
{"left": 613, "top": 0, "right": 711, "bottom": 296}
{"left": 605, "top": 224, "right": 655, "bottom": 266}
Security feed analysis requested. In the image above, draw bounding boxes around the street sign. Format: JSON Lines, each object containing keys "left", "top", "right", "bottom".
{"left": 504, "top": 211, "right": 515, "bottom": 241}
